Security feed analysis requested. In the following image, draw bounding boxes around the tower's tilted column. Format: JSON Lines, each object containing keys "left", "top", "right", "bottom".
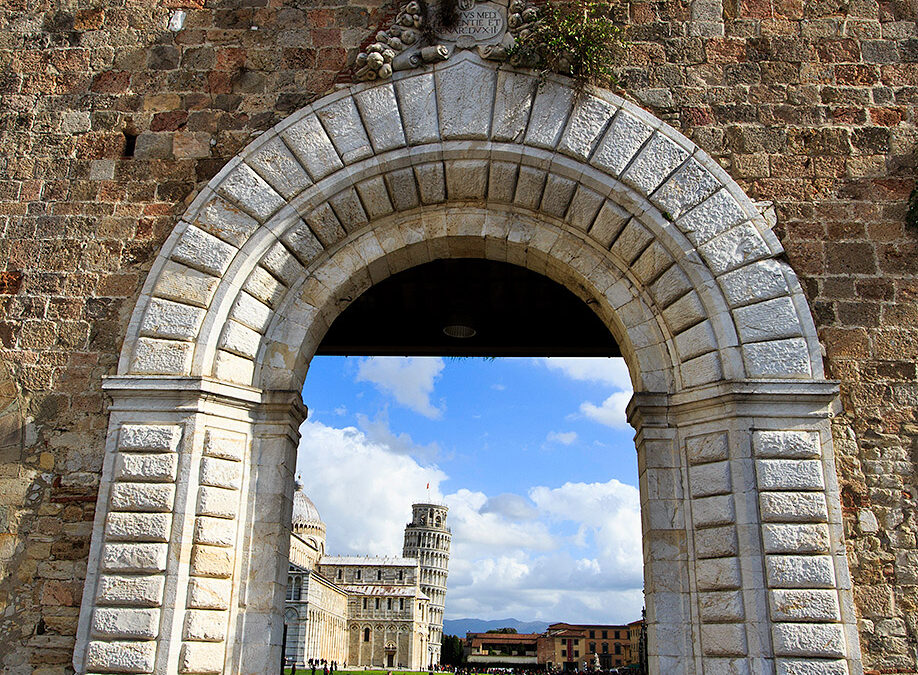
{"left": 403, "top": 503, "right": 450, "bottom": 668}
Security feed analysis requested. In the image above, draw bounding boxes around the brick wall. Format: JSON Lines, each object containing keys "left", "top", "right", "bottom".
{"left": 0, "top": 0, "right": 916, "bottom": 672}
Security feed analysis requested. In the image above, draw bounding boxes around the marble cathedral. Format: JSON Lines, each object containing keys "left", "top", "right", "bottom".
{"left": 284, "top": 487, "right": 451, "bottom": 670}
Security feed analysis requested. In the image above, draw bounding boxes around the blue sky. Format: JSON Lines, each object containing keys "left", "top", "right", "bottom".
{"left": 296, "top": 356, "right": 644, "bottom": 625}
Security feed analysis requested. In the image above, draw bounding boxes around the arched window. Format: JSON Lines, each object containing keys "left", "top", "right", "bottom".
{"left": 293, "top": 577, "right": 302, "bottom": 601}
{"left": 364, "top": 627, "right": 371, "bottom": 642}
{"left": 286, "top": 576, "right": 293, "bottom": 601}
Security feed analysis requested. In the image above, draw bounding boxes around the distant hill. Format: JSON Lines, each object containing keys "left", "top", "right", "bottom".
{"left": 443, "top": 618, "right": 551, "bottom": 637}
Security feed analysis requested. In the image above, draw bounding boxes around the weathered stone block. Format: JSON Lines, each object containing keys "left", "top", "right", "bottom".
{"left": 192, "top": 195, "right": 261, "bottom": 248}
{"left": 246, "top": 136, "right": 312, "bottom": 201}
{"left": 119, "top": 425, "right": 180, "bottom": 453}
{"left": 540, "top": 174, "right": 577, "bottom": 218}
{"left": 772, "top": 623, "right": 846, "bottom": 658}
{"left": 219, "top": 320, "right": 261, "bottom": 360}
{"left": 199, "top": 457, "right": 242, "bottom": 491}
{"left": 304, "top": 202, "right": 347, "bottom": 248}
{"left": 524, "top": 79, "right": 573, "bottom": 149}
{"left": 101, "top": 543, "right": 168, "bottom": 574}
{"left": 763, "top": 524, "right": 831, "bottom": 554}
{"left": 734, "top": 297, "right": 803, "bottom": 343}
{"left": 513, "top": 166, "right": 547, "bottom": 210}
{"left": 492, "top": 70, "right": 536, "bottom": 142}
{"left": 770, "top": 589, "right": 841, "bottom": 622}
{"left": 354, "top": 84, "right": 406, "bottom": 153}
{"left": 241, "top": 263, "right": 284, "bottom": 303}
{"left": 695, "top": 525, "right": 739, "bottom": 559}
{"left": 105, "top": 512, "right": 171, "bottom": 543}
{"left": 696, "top": 557, "right": 742, "bottom": 591}
{"left": 190, "top": 544, "right": 234, "bottom": 578}
{"left": 445, "top": 160, "right": 488, "bottom": 201}
{"left": 698, "top": 223, "right": 770, "bottom": 276}
{"left": 281, "top": 114, "right": 344, "bottom": 181}
{"left": 110, "top": 483, "right": 176, "bottom": 513}
{"left": 316, "top": 97, "right": 373, "bottom": 164}
{"left": 179, "top": 640, "right": 225, "bottom": 674}
{"left": 566, "top": 185, "right": 604, "bottom": 232}
{"left": 760, "top": 492, "right": 829, "bottom": 523}
{"left": 229, "top": 291, "right": 272, "bottom": 334}
{"left": 690, "top": 461, "right": 732, "bottom": 498}
{"left": 743, "top": 338, "right": 813, "bottom": 378}
{"left": 114, "top": 452, "right": 178, "bottom": 483}
{"left": 187, "top": 577, "right": 232, "bottom": 610}
{"left": 171, "top": 225, "right": 238, "bottom": 277}
{"left": 753, "top": 430, "right": 821, "bottom": 459}
{"left": 86, "top": 639, "right": 157, "bottom": 673}
{"left": 649, "top": 264, "right": 693, "bottom": 308}
{"left": 96, "top": 575, "right": 165, "bottom": 608}
{"left": 203, "top": 429, "right": 246, "bottom": 462}
{"left": 676, "top": 188, "right": 748, "bottom": 247}
{"left": 436, "top": 60, "right": 495, "bottom": 140}
{"left": 591, "top": 110, "right": 653, "bottom": 177}
{"left": 197, "top": 486, "right": 239, "bottom": 519}
{"left": 652, "top": 159, "right": 720, "bottom": 222}
{"left": 701, "top": 622, "right": 748, "bottom": 656}
{"left": 621, "top": 132, "right": 690, "bottom": 196}
{"left": 558, "top": 94, "right": 616, "bottom": 160}
{"left": 394, "top": 73, "right": 440, "bottom": 145}
{"left": 183, "top": 609, "right": 228, "bottom": 642}
{"left": 92, "top": 607, "right": 160, "bottom": 639}
{"left": 698, "top": 590, "right": 745, "bottom": 622}
{"left": 153, "top": 261, "right": 221, "bottom": 309}
{"left": 588, "top": 200, "right": 629, "bottom": 247}
{"left": 756, "top": 459, "right": 825, "bottom": 491}
{"left": 718, "top": 259, "right": 791, "bottom": 309}
{"left": 766, "top": 555, "right": 836, "bottom": 589}
{"left": 194, "top": 516, "right": 236, "bottom": 548}
{"left": 140, "top": 298, "right": 206, "bottom": 342}
{"left": 775, "top": 659, "right": 849, "bottom": 675}
{"left": 693, "top": 494, "right": 736, "bottom": 528}
{"left": 131, "top": 337, "right": 195, "bottom": 375}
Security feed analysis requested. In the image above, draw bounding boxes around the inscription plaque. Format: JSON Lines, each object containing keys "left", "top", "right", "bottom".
{"left": 434, "top": 0, "right": 506, "bottom": 46}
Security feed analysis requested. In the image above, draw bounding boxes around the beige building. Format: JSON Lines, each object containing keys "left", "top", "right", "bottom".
{"left": 537, "top": 623, "right": 635, "bottom": 671}
{"left": 283, "top": 487, "right": 449, "bottom": 669}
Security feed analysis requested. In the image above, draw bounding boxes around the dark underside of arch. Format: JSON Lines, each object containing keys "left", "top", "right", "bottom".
{"left": 317, "top": 259, "right": 621, "bottom": 358}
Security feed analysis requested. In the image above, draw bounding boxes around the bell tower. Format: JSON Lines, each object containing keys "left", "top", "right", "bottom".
{"left": 403, "top": 503, "right": 451, "bottom": 667}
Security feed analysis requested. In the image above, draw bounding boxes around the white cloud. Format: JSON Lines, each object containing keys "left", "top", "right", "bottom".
{"left": 356, "top": 411, "right": 441, "bottom": 463}
{"left": 356, "top": 357, "right": 445, "bottom": 418}
{"left": 530, "top": 479, "right": 643, "bottom": 581}
{"left": 546, "top": 430, "right": 578, "bottom": 445}
{"left": 538, "top": 357, "right": 632, "bottom": 391}
{"left": 479, "top": 493, "right": 539, "bottom": 521}
{"left": 578, "top": 391, "right": 634, "bottom": 430}
{"left": 538, "top": 357, "right": 634, "bottom": 432}
{"left": 296, "top": 420, "right": 445, "bottom": 555}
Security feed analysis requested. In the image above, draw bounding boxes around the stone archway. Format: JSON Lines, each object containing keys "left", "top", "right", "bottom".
{"left": 74, "top": 53, "right": 862, "bottom": 675}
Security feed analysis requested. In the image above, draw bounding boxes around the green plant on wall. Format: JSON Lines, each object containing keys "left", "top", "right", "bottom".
{"left": 508, "top": 0, "right": 626, "bottom": 90}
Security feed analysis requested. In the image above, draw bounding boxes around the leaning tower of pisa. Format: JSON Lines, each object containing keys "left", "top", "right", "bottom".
{"left": 403, "top": 503, "right": 451, "bottom": 668}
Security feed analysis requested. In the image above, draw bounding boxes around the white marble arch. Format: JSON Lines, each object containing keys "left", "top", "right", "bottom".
{"left": 74, "top": 53, "right": 863, "bottom": 675}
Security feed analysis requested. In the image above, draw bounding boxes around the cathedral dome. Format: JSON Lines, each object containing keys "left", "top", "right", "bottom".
{"left": 292, "top": 483, "right": 327, "bottom": 540}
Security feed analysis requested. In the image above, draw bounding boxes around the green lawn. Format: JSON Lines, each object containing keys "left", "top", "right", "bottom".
{"left": 285, "top": 671, "right": 453, "bottom": 675}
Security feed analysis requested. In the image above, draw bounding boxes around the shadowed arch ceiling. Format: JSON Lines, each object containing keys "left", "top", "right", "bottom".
{"left": 317, "top": 258, "right": 620, "bottom": 357}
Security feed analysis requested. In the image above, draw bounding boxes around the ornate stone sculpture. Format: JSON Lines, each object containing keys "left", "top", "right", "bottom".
{"left": 353, "top": 0, "right": 538, "bottom": 81}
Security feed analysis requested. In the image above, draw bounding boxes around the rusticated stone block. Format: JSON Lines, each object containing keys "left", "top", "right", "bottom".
{"left": 86, "top": 640, "right": 157, "bottom": 673}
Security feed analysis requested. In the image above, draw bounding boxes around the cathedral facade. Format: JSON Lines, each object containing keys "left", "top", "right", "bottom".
{"left": 284, "top": 488, "right": 451, "bottom": 670}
